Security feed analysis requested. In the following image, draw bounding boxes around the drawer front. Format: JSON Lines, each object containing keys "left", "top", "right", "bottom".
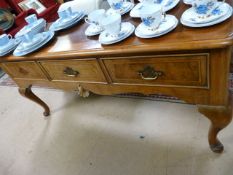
{"left": 2, "top": 62, "right": 47, "bottom": 80}
{"left": 40, "top": 59, "right": 107, "bottom": 83}
{"left": 102, "top": 54, "right": 208, "bottom": 87}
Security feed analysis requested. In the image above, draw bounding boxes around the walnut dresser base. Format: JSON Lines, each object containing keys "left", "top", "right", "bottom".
{"left": 1, "top": 2, "right": 233, "bottom": 153}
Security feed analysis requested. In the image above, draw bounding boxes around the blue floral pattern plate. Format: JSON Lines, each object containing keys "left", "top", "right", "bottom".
{"left": 181, "top": 2, "right": 229, "bottom": 24}
{"left": 130, "top": 0, "right": 180, "bottom": 18}
{"left": 135, "top": 15, "right": 178, "bottom": 38}
{"left": 99, "top": 22, "right": 135, "bottom": 45}
{"left": 13, "top": 31, "right": 55, "bottom": 57}
{"left": 181, "top": 3, "right": 232, "bottom": 27}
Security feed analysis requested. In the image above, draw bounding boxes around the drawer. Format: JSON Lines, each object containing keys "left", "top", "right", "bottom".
{"left": 40, "top": 59, "right": 107, "bottom": 83}
{"left": 2, "top": 62, "right": 47, "bottom": 80}
{"left": 102, "top": 54, "right": 209, "bottom": 87}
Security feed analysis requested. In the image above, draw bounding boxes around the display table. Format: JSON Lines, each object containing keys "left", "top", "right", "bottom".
{"left": 0, "top": 1, "right": 233, "bottom": 153}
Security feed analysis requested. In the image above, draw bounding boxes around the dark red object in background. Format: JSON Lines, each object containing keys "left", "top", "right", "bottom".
{"left": 0, "top": 0, "right": 60, "bottom": 36}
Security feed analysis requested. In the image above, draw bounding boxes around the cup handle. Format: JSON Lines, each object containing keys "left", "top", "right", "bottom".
{"left": 84, "top": 17, "right": 92, "bottom": 24}
{"left": 191, "top": 2, "right": 197, "bottom": 8}
{"left": 8, "top": 34, "right": 12, "bottom": 39}
{"left": 162, "top": 11, "right": 166, "bottom": 22}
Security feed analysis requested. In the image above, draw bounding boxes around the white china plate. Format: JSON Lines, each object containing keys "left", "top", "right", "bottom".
{"left": 15, "top": 19, "right": 46, "bottom": 38}
{"left": 99, "top": 22, "right": 135, "bottom": 45}
{"left": 85, "top": 24, "right": 104, "bottom": 36}
{"left": 108, "top": 2, "right": 134, "bottom": 15}
{"left": 130, "top": 0, "right": 180, "bottom": 18}
{"left": 181, "top": 4, "right": 233, "bottom": 27}
{"left": 0, "top": 39, "right": 21, "bottom": 56}
{"left": 13, "top": 31, "right": 55, "bottom": 56}
{"left": 135, "top": 15, "right": 178, "bottom": 38}
{"left": 49, "top": 12, "right": 85, "bottom": 32}
{"left": 181, "top": 2, "right": 229, "bottom": 24}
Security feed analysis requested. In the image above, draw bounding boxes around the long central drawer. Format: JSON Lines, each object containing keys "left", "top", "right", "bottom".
{"left": 102, "top": 54, "right": 209, "bottom": 88}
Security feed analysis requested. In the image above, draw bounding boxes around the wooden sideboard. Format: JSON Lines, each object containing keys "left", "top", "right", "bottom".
{"left": 1, "top": 1, "right": 233, "bottom": 153}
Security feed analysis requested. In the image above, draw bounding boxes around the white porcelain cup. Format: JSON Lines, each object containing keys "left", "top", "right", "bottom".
{"left": 25, "top": 14, "right": 37, "bottom": 24}
{"left": 107, "top": 0, "right": 125, "bottom": 10}
{"left": 192, "top": 0, "right": 225, "bottom": 15}
{"left": 58, "top": 7, "right": 72, "bottom": 19}
{"left": 21, "top": 30, "right": 34, "bottom": 43}
{"left": 0, "top": 34, "right": 12, "bottom": 46}
{"left": 85, "top": 9, "right": 106, "bottom": 26}
{"left": 101, "top": 13, "right": 122, "bottom": 36}
{"left": 139, "top": 4, "right": 165, "bottom": 29}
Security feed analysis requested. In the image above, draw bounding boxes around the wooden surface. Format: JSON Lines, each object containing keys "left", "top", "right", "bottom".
{"left": 0, "top": 1, "right": 233, "bottom": 153}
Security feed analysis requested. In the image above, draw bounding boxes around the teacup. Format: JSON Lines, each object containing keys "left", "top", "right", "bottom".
{"left": 0, "top": 34, "right": 12, "bottom": 47}
{"left": 192, "top": 0, "right": 225, "bottom": 16}
{"left": 21, "top": 30, "right": 35, "bottom": 43}
{"left": 107, "top": 0, "right": 125, "bottom": 10}
{"left": 101, "top": 13, "right": 122, "bottom": 36}
{"left": 58, "top": 7, "right": 73, "bottom": 19}
{"left": 85, "top": 9, "right": 106, "bottom": 26}
{"left": 25, "top": 14, "right": 37, "bottom": 24}
{"left": 139, "top": 4, "right": 165, "bottom": 29}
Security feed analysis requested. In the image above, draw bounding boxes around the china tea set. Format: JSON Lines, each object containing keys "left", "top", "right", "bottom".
{"left": 0, "top": 0, "right": 232, "bottom": 56}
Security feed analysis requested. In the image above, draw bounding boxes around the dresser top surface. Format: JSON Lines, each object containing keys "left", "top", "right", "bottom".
{"left": 2, "top": 0, "right": 233, "bottom": 61}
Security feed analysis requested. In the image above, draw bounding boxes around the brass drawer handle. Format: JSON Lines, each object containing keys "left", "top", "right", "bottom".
{"left": 63, "top": 67, "right": 79, "bottom": 77}
{"left": 138, "top": 66, "right": 163, "bottom": 80}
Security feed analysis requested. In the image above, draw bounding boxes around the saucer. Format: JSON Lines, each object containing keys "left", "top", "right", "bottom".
{"left": 14, "top": 31, "right": 55, "bottom": 56}
{"left": 135, "top": 15, "right": 178, "bottom": 38}
{"left": 17, "top": 32, "right": 49, "bottom": 52}
{"left": 0, "top": 39, "right": 21, "bottom": 57}
{"left": 99, "top": 22, "right": 135, "bottom": 45}
{"left": 49, "top": 12, "right": 85, "bottom": 32}
{"left": 181, "top": 2, "right": 229, "bottom": 24}
{"left": 130, "top": 0, "right": 180, "bottom": 18}
{"left": 181, "top": 4, "right": 232, "bottom": 27}
{"left": 85, "top": 24, "right": 104, "bottom": 36}
{"left": 109, "top": 2, "right": 134, "bottom": 15}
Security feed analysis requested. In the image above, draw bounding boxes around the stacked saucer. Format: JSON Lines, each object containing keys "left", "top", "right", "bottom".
{"left": 130, "top": 0, "right": 180, "bottom": 18}
{"left": 135, "top": 15, "right": 178, "bottom": 38}
{"left": 49, "top": 7, "right": 85, "bottom": 32}
{"left": 181, "top": 1, "right": 233, "bottom": 27}
{"left": 107, "top": 0, "right": 134, "bottom": 15}
{"left": 99, "top": 22, "right": 135, "bottom": 44}
{"left": 134, "top": 3, "right": 178, "bottom": 38}
{"left": 0, "top": 34, "right": 20, "bottom": 57}
{"left": 13, "top": 31, "right": 55, "bottom": 56}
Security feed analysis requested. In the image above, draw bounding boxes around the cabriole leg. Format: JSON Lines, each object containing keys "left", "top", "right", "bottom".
{"left": 18, "top": 85, "right": 50, "bottom": 117}
{"left": 198, "top": 96, "right": 232, "bottom": 153}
